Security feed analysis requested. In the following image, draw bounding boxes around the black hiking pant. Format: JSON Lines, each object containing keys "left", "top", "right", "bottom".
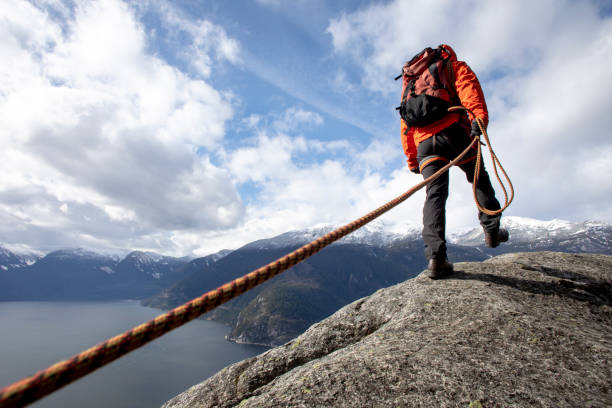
{"left": 417, "top": 122, "right": 501, "bottom": 261}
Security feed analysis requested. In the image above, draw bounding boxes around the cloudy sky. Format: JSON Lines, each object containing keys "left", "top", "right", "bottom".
{"left": 1, "top": 0, "right": 611, "bottom": 257}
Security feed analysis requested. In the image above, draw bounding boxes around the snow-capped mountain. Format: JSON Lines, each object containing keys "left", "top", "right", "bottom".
{"left": 0, "top": 247, "right": 228, "bottom": 301}
{"left": 1, "top": 216, "right": 609, "bottom": 303}
{"left": 239, "top": 216, "right": 612, "bottom": 255}
{"left": 115, "top": 251, "right": 191, "bottom": 280}
{"left": 0, "top": 245, "right": 42, "bottom": 272}
{"left": 146, "top": 216, "right": 611, "bottom": 346}
{"left": 449, "top": 216, "right": 612, "bottom": 254}
{"left": 242, "top": 220, "right": 421, "bottom": 250}
{"left": 205, "top": 249, "right": 233, "bottom": 263}
{"left": 45, "top": 248, "right": 121, "bottom": 263}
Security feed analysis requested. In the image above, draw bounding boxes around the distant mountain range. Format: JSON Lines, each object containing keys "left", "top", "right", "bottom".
{"left": 1, "top": 217, "right": 610, "bottom": 345}
{"left": 0, "top": 248, "right": 196, "bottom": 301}
{"left": 144, "top": 216, "right": 612, "bottom": 345}
{"left": 451, "top": 217, "right": 612, "bottom": 254}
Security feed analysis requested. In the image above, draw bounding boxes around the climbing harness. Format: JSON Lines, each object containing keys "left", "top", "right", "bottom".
{"left": 0, "top": 107, "right": 512, "bottom": 408}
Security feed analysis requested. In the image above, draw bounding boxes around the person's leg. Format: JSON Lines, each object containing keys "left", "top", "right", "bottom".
{"left": 430, "top": 122, "right": 508, "bottom": 248}
{"left": 417, "top": 137, "right": 453, "bottom": 278}
{"left": 439, "top": 122, "right": 505, "bottom": 241}
{"left": 459, "top": 159, "right": 501, "bottom": 233}
{"left": 420, "top": 160, "right": 449, "bottom": 261}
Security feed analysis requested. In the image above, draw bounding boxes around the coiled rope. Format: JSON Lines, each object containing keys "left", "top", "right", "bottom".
{"left": 0, "top": 107, "right": 511, "bottom": 408}
{"left": 448, "top": 106, "right": 514, "bottom": 215}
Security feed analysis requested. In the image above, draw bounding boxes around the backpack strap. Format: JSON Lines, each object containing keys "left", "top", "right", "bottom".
{"left": 444, "top": 58, "right": 457, "bottom": 99}
{"left": 436, "top": 45, "right": 457, "bottom": 100}
{"left": 428, "top": 58, "right": 443, "bottom": 90}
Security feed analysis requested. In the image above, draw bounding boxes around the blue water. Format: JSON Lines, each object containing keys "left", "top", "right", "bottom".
{"left": 0, "top": 301, "right": 269, "bottom": 408}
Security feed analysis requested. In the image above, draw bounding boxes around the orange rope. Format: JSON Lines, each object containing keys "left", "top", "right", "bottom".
{"left": 0, "top": 119, "right": 488, "bottom": 408}
{"left": 448, "top": 106, "right": 514, "bottom": 216}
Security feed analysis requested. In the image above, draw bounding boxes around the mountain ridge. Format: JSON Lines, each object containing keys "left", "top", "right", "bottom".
{"left": 144, "top": 217, "right": 611, "bottom": 346}
{"left": 1, "top": 216, "right": 610, "bottom": 343}
{"left": 1, "top": 216, "right": 609, "bottom": 264}
{"left": 234, "top": 216, "right": 612, "bottom": 254}
{"left": 0, "top": 248, "right": 210, "bottom": 301}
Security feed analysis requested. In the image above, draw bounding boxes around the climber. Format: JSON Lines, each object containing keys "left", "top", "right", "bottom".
{"left": 398, "top": 44, "right": 509, "bottom": 279}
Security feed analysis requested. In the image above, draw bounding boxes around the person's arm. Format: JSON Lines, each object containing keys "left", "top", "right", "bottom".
{"left": 453, "top": 61, "right": 489, "bottom": 128}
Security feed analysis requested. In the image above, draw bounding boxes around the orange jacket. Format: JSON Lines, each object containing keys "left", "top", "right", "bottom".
{"left": 401, "top": 44, "right": 489, "bottom": 171}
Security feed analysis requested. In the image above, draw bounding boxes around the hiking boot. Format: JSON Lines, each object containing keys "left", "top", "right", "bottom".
{"left": 427, "top": 257, "right": 454, "bottom": 279}
{"left": 485, "top": 228, "right": 509, "bottom": 248}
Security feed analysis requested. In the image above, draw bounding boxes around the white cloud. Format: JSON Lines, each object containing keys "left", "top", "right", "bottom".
{"left": 329, "top": 68, "right": 359, "bottom": 96}
{"left": 254, "top": 0, "right": 310, "bottom": 8}
{"left": 188, "top": 162, "right": 425, "bottom": 257}
{"left": 0, "top": 0, "right": 243, "bottom": 254}
{"left": 255, "top": 0, "right": 282, "bottom": 7}
{"left": 3, "top": 0, "right": 610, "bottom": 259}
{"left": 327, "top": 0, "right": 612, "bottom": 228}
{"left": 145, "top": 1, "right": 241, "bottom": 77}
{"left": 356, "top": 139, "right": 401, "bottom": 172}
{"left": 229, "top": 132, "right": 301, "bottom": 184}
{"left": 327, "top": 1, "right": 607, "bottom": 92}
{"left": 214, "top": 106, "right": 423, "bottom": 255}
{"left": 272, "top": 107, "right": 324, "bottom": 133}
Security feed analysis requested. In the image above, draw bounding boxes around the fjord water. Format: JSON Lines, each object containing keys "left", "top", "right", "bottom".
{"left": 0, "top": 301, "right": 269, "bottom": 408}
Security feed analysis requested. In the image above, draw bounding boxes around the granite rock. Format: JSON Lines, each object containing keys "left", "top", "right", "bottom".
{"left": 162, "top": 252, "right": 612, "bottom": 408}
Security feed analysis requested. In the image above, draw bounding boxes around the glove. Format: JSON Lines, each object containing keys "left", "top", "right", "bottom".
{"left": 470, "top": 119, "right": 483, "bottom": 138}
{"left": 410, "top": 167, "right": 420, "bottom": 175}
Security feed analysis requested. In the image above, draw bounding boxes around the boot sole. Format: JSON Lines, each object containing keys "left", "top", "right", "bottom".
{"left": 428, "top": 268, "right": 454, "bottom": 279}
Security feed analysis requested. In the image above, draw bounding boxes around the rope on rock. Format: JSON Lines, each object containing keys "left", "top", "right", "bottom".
{"left": 0, "top": 105, "right": 512, "bottom": 408}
